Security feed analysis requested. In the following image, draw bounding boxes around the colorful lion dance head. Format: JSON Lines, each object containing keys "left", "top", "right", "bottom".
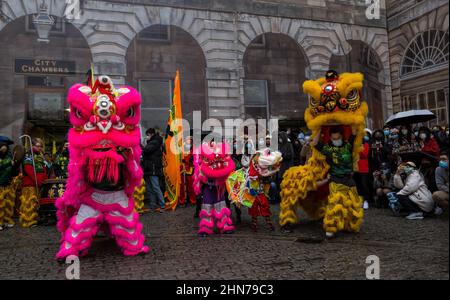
{"left": 249, "top": 148, "right": 283, "bottom": 178}
{"left": 193, "top": 141, "right": 235, "bottom": 195}
{"left": 303, "top": 70, "right": 368, "bottom": 138}
{"left": 227, "top": 148, "right": 282, "bottom": 208}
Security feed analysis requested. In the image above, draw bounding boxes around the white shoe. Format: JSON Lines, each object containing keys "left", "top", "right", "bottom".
{"left": 406, "top": 212, "right": 424, "bottom": 220}
{"left": 4, "top": 223, "right": 14, "bottom": 229}
{"left": 434, "top": 206, "right": 444, "bottom": 216}
{"left": 363, "top": 201, "right": 369, "bottom": 210}
{"left": 325, "top": 232, "right": 335, "bottom": 239}
{"left": 0, "top": 225, "right": 3, "bottom": 231}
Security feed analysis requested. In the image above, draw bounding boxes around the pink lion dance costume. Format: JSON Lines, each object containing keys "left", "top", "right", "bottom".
{"left": 194, "top": 142, "right": 236, "bottom": 236}
{"left": 55, "top": 75, "right": 149, "bottom": 260}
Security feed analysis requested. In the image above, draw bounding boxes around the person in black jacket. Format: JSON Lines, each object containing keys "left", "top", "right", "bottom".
{"left": 142, "top": 128, "right": 165, "bottom": 212}
{"left": 274, "top": 132, "right": 294, "bottom": 203}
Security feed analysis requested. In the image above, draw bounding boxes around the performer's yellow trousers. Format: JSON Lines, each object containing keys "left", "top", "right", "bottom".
{"left": 19, "top": 187, "right": 39, "bottom": 228}
{"left": 133, "top": 179, "right": 146, "bottom": 214}
{"left": 323, "top": 182, "right": 364, "bottom": 234}
{"left": 0, "top": 185, "right": 16, "bottom": 226}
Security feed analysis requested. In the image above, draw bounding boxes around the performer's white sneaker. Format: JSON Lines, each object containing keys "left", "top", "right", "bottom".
{"left": 363, "top": 201, "right": 369, "bottom": 210}
{"left": 0, "top": 225, "right": 3, "bottom": 231}
{"left": 406, "top": 212, "right": 424, "bottom": 220}
{"left": 325, "top": 232, "right": 335, "bottom": 239}
{"left": 4, "top": 223, "right": 14, "bottom": 228}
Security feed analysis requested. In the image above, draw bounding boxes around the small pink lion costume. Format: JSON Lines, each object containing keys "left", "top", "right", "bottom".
{"left": 55, "top": 75, "right": 149, "bottom": 260}
{"left": 194, "top": 142, "right": 235, "bottom": 236}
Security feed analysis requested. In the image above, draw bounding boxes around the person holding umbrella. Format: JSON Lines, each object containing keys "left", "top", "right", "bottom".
{"left": 399, "top": 125, "right": 419, "bottom": 153}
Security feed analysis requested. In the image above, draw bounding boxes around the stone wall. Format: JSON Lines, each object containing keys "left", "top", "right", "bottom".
{"left": 387, "top": 0, "right": 448, "bottom": 113}
{"left": 0, "top": 0, "right": 393, "bottom": 138}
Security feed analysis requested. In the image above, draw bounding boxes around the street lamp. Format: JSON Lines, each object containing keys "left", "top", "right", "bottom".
{"left": 33, "top": 1, "right": 54, "bottom": 43}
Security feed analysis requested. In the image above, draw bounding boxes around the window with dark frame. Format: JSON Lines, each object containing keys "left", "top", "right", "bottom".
{"left": 139, "top": 79, "right": 173, "bottom": 132}
{"left": 244, "top": 80, "right": 269, "bottom": 120}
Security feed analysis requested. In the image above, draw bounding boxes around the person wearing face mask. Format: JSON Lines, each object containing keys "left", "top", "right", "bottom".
{"left": 142, "top": 128, "right": 165, "bottom": 213}
{"left": 300, "top": 135, "right": 312, "bottom": 165}
{"left": 418, "top": 127, "right": 440, "bottom": 158}
{"left": 19, "top": 138, "right": 48, "bottom": 228}
{"left": 54, "top": 142, "right": 69, "bottom": 179}
{"left": 292, "top": 137, "right": 302, "bottom": 166}
{"left": 354, "top": 129, "right": 372, "bottom": 210}
{"left": 312, "top": 126, "right": 363, "bottom": 238}
{"left": 392, "top": 162, "right": 434, "bottom": 220}
{"left": 383, "top": 126, "right": 391, "bottom": 138}
{"left": 398, "top": 125, "right": 419, "bottom": 153}
{"left": 237, "top": 133, "right": 255, "bottom": 168}
{"left": 432, "top": 126, "right": 449, "bottom": 153}
{"left": 371, "top": 129, "right": 390, "bottom": 171}
{"left": 432, "top": 153, "right": 449, "bottom": 214}
{"left": 387, "top": 128, "right": 401, "bottom": 154}
{"left": 265, "top": 135, "right": 272, "bottom": 148}
{"left": 419, "top": 157, "right": 438, "bottom": 193}
{"left": 278, "top": 131, "right": 294, "bottom": 183}
{"left": 0, "top": 138, "right": 21, "bottom": 230}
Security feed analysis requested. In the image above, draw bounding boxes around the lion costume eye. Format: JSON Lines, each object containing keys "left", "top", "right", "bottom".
{"left": 346, "top": 89, "right": 359, "bottom": 102}
{"left": 127, "top": 107, "right": 135, "bottom": 118}
{"left": 75, "top": 109, "right": 83, "bottom": 119}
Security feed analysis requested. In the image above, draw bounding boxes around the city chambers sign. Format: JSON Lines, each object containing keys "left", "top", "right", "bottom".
{"left": 15, "top": 59, "right": 76, "bottom": 75}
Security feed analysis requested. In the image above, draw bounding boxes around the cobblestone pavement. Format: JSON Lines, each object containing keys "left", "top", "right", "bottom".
{"left": 0, "top": 204, "right": 448, "bottom": 280}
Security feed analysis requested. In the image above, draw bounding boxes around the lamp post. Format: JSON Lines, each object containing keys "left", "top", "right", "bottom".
{"left": 33, "top": 1, "right": 54, "bottom": 43}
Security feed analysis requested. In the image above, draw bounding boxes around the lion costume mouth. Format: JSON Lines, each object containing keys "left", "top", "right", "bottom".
{"left": 83, "top": 146, "right": 124, "bottom": 184}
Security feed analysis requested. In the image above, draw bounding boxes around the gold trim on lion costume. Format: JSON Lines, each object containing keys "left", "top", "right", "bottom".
{"left": 280, "top": 72, "right": 367, "bottom": 234}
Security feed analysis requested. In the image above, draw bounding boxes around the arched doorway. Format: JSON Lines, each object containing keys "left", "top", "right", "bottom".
{"left": 243, "top": 33, "right": 308, "bottom": 132}
{"left": 126, "top": 24, "right": 207, "bottom": 133}
{"left": 0, "top": 15, "right": 92, "bottom": 149}
{"left": 329, "top": 40, "right": 384, "bottom": 129}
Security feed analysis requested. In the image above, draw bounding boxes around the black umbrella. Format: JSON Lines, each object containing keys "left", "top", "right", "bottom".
{"left": 385, "top": 109, "right": 436, "bottom": 126}
{"left": 0, "top": 136, "right": 14, "bottom": 146}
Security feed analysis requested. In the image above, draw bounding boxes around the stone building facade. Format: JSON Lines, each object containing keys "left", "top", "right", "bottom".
{"left": 0, "top": 0, "right": 441, "bottom": 145}
{"left": 387, "top": 0, "right": 448, "bottom": 127}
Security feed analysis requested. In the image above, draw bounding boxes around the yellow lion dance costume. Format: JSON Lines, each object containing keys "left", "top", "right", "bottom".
{"left": 280, "top": 70, "right": 367, "bottom": 236}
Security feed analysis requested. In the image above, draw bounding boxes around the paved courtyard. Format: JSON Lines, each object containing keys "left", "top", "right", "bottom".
{"left": 0, "top": 205, "right": 448, "bottom": 280}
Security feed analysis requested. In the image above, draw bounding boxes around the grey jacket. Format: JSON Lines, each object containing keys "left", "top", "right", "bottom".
{"left": 435, "top": 167, "right": 449, "bottom": 193}
{"left": 394, "top": 170, "right": 434, "bottom": 212}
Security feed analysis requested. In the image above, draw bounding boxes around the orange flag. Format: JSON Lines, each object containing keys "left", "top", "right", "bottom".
{"left": 163, "top": 71, "right": 184, "bottom": 210}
